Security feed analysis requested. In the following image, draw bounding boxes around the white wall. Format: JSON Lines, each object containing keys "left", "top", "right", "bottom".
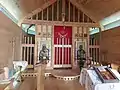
{"left": 0, "top": 11, "right": 22, "bottom": 68}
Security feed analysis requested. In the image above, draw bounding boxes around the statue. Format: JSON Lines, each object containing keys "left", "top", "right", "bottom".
{"left": 39, "top": 44, "right": 49, "bottom": 62}
{"left": 77, "top": 45, "right": 86, "bottom": 71}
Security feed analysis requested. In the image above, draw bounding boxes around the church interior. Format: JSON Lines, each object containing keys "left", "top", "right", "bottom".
{"left": 1, "top": 0, "right": 120, "bottom": 90}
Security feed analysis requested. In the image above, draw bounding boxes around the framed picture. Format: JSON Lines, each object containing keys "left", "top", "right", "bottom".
{"left": 37, "top": 39, "right": 51, "bottom": 62}
{"left": 75, "top": 40, "right": 86, "bottom": 60}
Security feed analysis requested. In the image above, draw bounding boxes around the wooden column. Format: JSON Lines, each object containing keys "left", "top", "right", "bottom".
{"left": 73, "top": 6, "right": 75, "bottom": 22}
{"left": 57, "top": 0, "right": 59, "bottom": 21}
{"left": 87, "top": 27, "right": 90, "bottom": 57}
{"left": 47, "top": 8, "right": 49, "bottom": 21}
{"left": 72, "top": 26, "right": 74, "bottom": 68}
{"left": 78, "top": 11, "right": 80, "bottom": 22}
{"left": 68, "top": 1, "right": 70, "bottom": 22}
{"left": 62, "top": 0, "right": 65, "bottom": 13}
{"left": 52, "top": 25, "right": 54, "bottom": 68}
{"left": 37, "top": 64, "right": 46, "bottom": 90}
{"left": 99, "top": 27, "right": 102, "bottom": 64}
{"left": 52, "top": 4, "right": 54, "bottom": 21}
{"left": 27, "top": 37, "right": 29, "bottom": 62}
{"left": 34, "top": 25, "right": 38, "bottom": 65}
{"left": 30, "top": 37, "right": 32, "bottom": 65}
{"left": 20, "top": 25, "right": 23, "bottom": 60}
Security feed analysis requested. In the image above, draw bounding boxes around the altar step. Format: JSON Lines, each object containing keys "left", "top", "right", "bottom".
{"left": 45, "top": 67, "right": 80, "bottom": 81}
{"left": 22, "top": 66, "right": 80, "bottom": 81}
{"left": 22, "top": 71, "right": 80, "bottom": 81}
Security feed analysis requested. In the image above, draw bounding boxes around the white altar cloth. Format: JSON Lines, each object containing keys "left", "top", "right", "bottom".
{"left": 13, "top": 61, "right": 28, "bottom": 71}
{"left": 0, "top": 61, "right": 28, "bottom": 84}
{"left": 79, "top": 68, "right": 120, "bottom": 90}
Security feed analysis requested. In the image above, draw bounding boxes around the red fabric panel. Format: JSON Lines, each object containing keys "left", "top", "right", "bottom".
{"left": 54, "top": 26, "right": 72, "bottom": 65}
{"left": 54, "top": 26, "right": 72, "bottom": 44}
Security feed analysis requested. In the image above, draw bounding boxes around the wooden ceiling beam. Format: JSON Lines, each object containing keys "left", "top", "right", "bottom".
{"left": 22, "top": 19, "right": 100, "bottom": 27}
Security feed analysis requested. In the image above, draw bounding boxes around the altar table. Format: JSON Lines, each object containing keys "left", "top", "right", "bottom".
{"left": 0, "top": 61, "right": 28, "bottom": 90}
{"left": 79, "top": 68, "right": 120, "bottom": 90}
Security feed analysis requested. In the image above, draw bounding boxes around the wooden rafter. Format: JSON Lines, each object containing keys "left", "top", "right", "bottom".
{"left": 22, "top": 19, "right": 100, "bottom": 27}
{"left": 70, "top": 0, "right": 97, "bottom": 22}
{"left": 22, "top": 0, "right": 57, "bottom": 21}
{"left": 21, "top": 0, "right": 97, "bottom": 24}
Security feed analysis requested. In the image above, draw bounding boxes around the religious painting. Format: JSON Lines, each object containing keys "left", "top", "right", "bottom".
{"left": 37, "top": 40, "right": 51, "bottom": 63}
{"left": 75, "top": 40, "right": 86, "bottom": 60}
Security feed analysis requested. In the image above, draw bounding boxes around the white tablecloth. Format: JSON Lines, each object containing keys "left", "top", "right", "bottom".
{"left": 13, "top": 61, "right": 28, "bottom": 71}
{"left": 79, "top": 68, "right": 120, "bottom": 90}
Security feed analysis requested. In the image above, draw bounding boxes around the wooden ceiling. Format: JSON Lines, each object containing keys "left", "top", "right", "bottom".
{"left": 75, "top": 0, "right": 120, "bottom": 21}
{"left": 18, "top": 0, "right": 49, "bottom": 14}
{"left": 1, "top": 0, "right": 120, "bottom": 22}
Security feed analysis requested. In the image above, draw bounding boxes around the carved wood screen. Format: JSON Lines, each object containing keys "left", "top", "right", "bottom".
{"left": 54, "top": 26, "right": 72, "bottom": 68}
{"left": 89, "top": 34, "right": 100, "bottom": 64}
{"left": 22, "top": 35, "right": 35, "bottom": 68}
{"left": 21, "top": 0, "right": 100, "bottom": 68}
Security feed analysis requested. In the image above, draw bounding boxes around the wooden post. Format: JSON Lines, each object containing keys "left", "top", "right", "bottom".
{"left": 68, "top": 1, "right": 70, "bottom": 22}
{"left": 52, "top": 4, "right": 54, "bottom": 21}
{"left": 52, "top": 25, "right": 54, "bottom": 68}
{"left": 78, "top": 11, "right": 80, "bottom": 22}
{"left": 20, "top": 26, "right": 23, "bottom": 60}
{"left": 72, "top": 26, "right": 74, "bottom": 67}
{"left": 62, "top": 0, "right": 65, "bottom": 13}
{"left": 87, "top": 27, "right": 90, "bottom": 58}
{"left": 47, "top": 7, "right": 48, "bottom": 21}
{"left": 83, "top": 13, "right": 84, "bottom": 23}
{"left": 42, "top": 10, "right": 43, "bottom": 20}
{"left": 34, "top": 25, "right": 38, "bottom": 65}
{"left": 37, "top": 64, "right": 46, "bottom": 90}
{"left": 73, "top": 6, "right": 75, "bottom": 22}
{"left": 30, "top": 37, "right": 32, "bottom": 65}
{"left": 27, "top": 37, "right": 29, "bottom": 62}
{"left": 46, "top": 25, "right": 48, "bottom": 40}
{"left": 24, "top": 36, "right": 27, "bottom": 61}
{"left": 99, "top": 27, "right": 102, "bottom": 64}
{"left": 57, "top": 0, "right": 59, "bottom": 21}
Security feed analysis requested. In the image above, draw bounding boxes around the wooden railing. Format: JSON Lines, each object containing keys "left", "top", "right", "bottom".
{"left": 21, "top": 35, "right": 35, "bottom": 68}
{"left": 89, "top": 36, "right": 100, "bottom": 65}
